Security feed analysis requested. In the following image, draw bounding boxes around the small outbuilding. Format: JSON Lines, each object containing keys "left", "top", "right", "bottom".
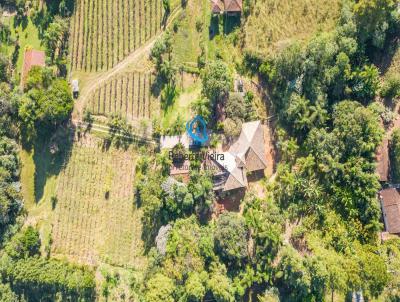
{"left": 21, "top": 49, "right": 45, "bottom": 87}
{"left": 223, "top": 0, "right": 242, "bottom": 14}
{"left": 210, "top": 0, "right": 242, "bottom": 15}
{"left": 211, "top": 0, "right": 224, "bottom": 14}
{"left": 72, "top": 79, "right": 79, "bottom": 98}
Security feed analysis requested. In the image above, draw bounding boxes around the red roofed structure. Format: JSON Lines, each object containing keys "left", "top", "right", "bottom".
{"left": 223, "top": 0, "right": 242, "bottom": 12}
{"left": 210, "top": 0, "right": 242, "bottom": 14}
{"left": 21, "top": 49, "right": 45, "bottom": 86}
{"left": 211, "top": 0, "right": 224, "bottom": 14}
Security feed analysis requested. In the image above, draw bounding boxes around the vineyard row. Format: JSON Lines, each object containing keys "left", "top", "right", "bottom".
{"left": 70, "top": 0, "right": 164, "bottom": 72}
{"left": 87, "top": 72, "right": 155, "bottom": 121}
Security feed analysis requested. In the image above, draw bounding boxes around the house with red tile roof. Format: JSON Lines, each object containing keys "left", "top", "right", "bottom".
{"left": 21, "top": 49, "right": 45, "bottom": 87}
{"left": 210, "top": 0, "right": 242, "bottom": 14}
{"left": 223, "top": 0, "right": 242, "bottom": 13}
{"left": 211, "top": 0, "right": 224, "bottom": 14}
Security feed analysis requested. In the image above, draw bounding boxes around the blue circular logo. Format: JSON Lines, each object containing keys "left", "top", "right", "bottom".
{"left": 186, "top": 115, "right": 208, "bottom": 144}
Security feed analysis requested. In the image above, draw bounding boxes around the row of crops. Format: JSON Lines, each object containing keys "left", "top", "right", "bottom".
{"left": 70, "top": 0, "right": 164, "bottom": 72}
{"left": 51, "top": 136, "right": 146, "bottom": 268}
{"left": 86, "top": 72, "right": 155, "bottom": 122}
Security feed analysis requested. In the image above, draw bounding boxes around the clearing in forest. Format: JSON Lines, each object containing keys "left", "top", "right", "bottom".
{"left": 50, "top": 134, "right": 146, "bottom": 269}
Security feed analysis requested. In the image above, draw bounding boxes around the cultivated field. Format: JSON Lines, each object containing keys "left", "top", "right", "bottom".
{"left": 243, "top": 0, "right": 341, "bottom": 56}
{"left": 69, "top": 0, "right": 164, "bottom": 72}
{"left": 51, "top": 135, "right": 146, "bottom": 269}
{"left": 86, "top": 72, "right": 156, "bottom": 122}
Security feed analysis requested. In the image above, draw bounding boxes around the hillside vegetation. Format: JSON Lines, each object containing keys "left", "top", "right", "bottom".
{"left": 1, "top": 0, "right": 400, "bottom": 300}
{"left": 243, "top": 0, "right": 342, "bottom": 56}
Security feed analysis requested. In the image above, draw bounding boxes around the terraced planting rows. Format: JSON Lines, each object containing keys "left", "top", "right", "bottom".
{"left": 70, "top": 0, "right": 164, "bottom": 72}
{"left": 51, "top": 135, "right": 146, "bottom": 269}
{"left": 86, "top": 72, "right": 155, "bottom": 122}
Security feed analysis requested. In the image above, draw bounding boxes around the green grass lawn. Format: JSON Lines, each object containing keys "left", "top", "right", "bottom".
{"left": 171, "top": 0, "right": 207, "bottom": 67}
{"left": 4, "top": 15, "right": 44, "bottom": 79}
{"left": 19, "top": 127, "right": 73, "bottom": 210}
{"left": 19, "top": 149, "right": 36, "bottom": 209}
{"left": 170, "top": 0, "right": 241, "bottom": 70}
{"left": 161, "top": 81, "right": 201, "bottom": 130}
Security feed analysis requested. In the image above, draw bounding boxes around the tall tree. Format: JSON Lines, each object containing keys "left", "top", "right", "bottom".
{"left": 201, "top": 61, "right": 232, "bottom": 104}
{"left": 215, "top": 212, "right": 248, "bottom": 267}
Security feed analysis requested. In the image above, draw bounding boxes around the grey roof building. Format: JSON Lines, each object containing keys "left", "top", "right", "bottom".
{"left": 211, "top": 121, "right": 267, "bottom": 192}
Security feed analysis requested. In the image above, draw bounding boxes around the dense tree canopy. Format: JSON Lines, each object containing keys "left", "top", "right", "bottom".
{"left": 0, "top": 282, "right": 18, "bottom": 302}
{"left": 354, "top": 0, "right": 398, "bottom": 49}
{"left": 0, "top": 225, "right": 95, "bottom": 301}
{"left": 0, "top": 135, "right": 22, "bottom": 235}
{"left": 5, "top": 226, "right": 40, "bottom": 259}
{"left": 144, "top": 273, "right": 175, "bottom": 302}
{"left": 43, "top": 16, "right": 69, "bottom": 62}
{"left": 137, "top": 153, "right": 215, "bottom": 247}
{"left": 214, "top": 212, "right": 248, "bottom": 267}
{"left": 201, "top": 61, "right": 232, "bottom": 103}
{"left": 18, "top": 66, "right": 73, "bottom": 140}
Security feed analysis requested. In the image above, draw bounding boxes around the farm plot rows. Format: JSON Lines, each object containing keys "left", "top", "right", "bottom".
{"left": 86, "top": 72, "right": 156, "bottom": 122}
{"left": 70, "top": 0, "right": 164, "bottom": 72}
{"left": 51, "top": 135, "right": 146, "bottom": 269}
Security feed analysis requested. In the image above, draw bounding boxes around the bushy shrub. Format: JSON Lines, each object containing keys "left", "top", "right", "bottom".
{"left": 215, "top": 212, "right": 248, "bottom": 266}
{"left": 381, "top": 73, "right": 400, "bottom": 100}
{"left": 5, "top": 226, "right": 40, "bottom": 259}
{"left": 225, "top": 93, "right": 246, "bottom": 121}
{"left": 201, "top": 61, "right": 232, "bottom": 103}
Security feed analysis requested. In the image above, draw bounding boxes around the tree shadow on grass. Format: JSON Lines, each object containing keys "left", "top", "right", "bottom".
{"left": 222, "top": 14, "right": 241, "bottom": 35}
{"left": 13, "top": 15, "right": 28, "bottom": 31}
{"left": 370, "top": 35, "right": 399, "bottom": 75}
{"left": 209, "top": 16, "right": 220, "bottom": 40}
{"left": 162, "top": 11, "right": 170, "bottom": 29}
{"left": 160, "top": 84, "right": 178, "bottom": 112}
{"left": 151, "top": 74, "right": 163, "bottom": 98}
{"left": 209, "top": 14, "right": 241, "bottom": 38}
{"left": 33, "top": 124, "right": 74, "bottom": 203}
{"left": 152, "top": 72, "right": 179, "bottom": 118}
